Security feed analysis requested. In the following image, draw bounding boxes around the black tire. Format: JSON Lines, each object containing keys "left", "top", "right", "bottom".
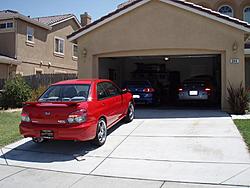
{"left": 32, "top": 137, "right": 45, "bottom": 144}
{"left": 124, "top": 102, "right": 135, "bottom": 123}
{"left": 93, "top": 118, "right": 107, "bottom": 146}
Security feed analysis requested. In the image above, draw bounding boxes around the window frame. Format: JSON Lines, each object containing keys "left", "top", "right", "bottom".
{"left": 54, "top": 36, "right": 65, "bottom": 56}
{"left": 72, "top": 44, "right": 78, "bottom": 59}
{"left": 243, "top": 6, "right": 250, "bottom": 23}
{"left": 218, "top": 5, "right": 234, "bottom": 17}
{"left": 0, "top": 21, "right": 14, "bottom": 30}
{"left": 26, "top": 26, "right": 34, "bottom": 43}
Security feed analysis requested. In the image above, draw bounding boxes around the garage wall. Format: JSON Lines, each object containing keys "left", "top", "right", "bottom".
{"left": 76, "top": 0, "right": 246, "bottom": 111}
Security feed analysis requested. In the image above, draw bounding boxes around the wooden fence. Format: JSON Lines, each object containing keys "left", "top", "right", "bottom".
{"left": 0, "top": 74, "right": 78, "bottom": 90}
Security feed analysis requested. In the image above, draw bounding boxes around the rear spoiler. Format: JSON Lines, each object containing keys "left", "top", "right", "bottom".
{"left": 23, "top": 102, "right": 81, "bottom": 107}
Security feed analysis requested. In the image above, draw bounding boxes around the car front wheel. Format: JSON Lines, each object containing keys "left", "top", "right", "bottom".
{"left": 93, "top": 118, "right": 107, "bottom": 146}
{"left": 124, "top": 102, "right": 135, "bottom": 123}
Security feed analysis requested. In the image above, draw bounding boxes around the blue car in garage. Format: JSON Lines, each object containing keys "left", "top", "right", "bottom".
{"left": 124, "top": 80, "right": 158, "bottom": 105}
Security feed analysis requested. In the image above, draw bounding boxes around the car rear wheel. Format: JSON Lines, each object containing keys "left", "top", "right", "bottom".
{"left": 32, "top": 137, "right": 45, "bottom": 143}
{"left": 93, "top": 118, "right": 107, "bottom": 146}
{"left": 124, "top": 102, "right": 135, "bottom": 123}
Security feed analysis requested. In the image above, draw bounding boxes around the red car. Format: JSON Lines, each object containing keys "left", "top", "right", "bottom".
{"left": 20, "top": 79, "right": 134, "bottom": 146}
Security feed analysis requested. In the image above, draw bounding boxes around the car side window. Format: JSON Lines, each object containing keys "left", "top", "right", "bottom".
{"left": 102, "top": 82, "right": 120, "bottom": 97}
{"left": 97, "top": 83, "right": 108, "bottom": 100}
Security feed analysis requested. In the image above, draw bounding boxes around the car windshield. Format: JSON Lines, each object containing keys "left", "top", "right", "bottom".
{"left": 38, "top": 84, "right": 90, "bottom": 102}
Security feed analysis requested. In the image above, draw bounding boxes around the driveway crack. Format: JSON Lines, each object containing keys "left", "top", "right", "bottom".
{"left": 0, "top": 148, "right": 8, "bottom": 165}
{"left": 89, "top": 120, "right": 145, "bottom": 175}
{"left": 220, "top": 165, "right": 250, "bottom": 184}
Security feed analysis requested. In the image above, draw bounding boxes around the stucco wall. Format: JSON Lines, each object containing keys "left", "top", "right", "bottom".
{"left": 15, "top": 19, "right": 78, "bottom": 75}
{"left": 76, "top": 0, "right": 246, "bottom": 111}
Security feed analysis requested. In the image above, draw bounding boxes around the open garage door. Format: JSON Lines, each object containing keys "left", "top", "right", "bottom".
{"left": 99, "top": 55, "right": 221, "bottom": 108}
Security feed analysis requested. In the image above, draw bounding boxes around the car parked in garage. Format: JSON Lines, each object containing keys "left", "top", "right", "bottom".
{"left": 124, "top": 80, "right": 159, "bottom": 105}
{"left": 20, "top": 79, "right": 134, "bottom": 146}
{"left": 178, "top": 75, "right": 216, "bottom": 102}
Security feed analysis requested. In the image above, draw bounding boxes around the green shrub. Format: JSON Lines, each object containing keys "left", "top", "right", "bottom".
{"left": 227, "top": 82, "right": 249, "bottom": 115}
{"left": 30, "top": 85, "right": 47, "bottom": 102}
{"left": 0, "top": 76, "right": 31, "bottom": 109}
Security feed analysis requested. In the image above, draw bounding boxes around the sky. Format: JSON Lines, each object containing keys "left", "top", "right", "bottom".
{"left": 1, "top": 0, "right": 127, "bottom": 21}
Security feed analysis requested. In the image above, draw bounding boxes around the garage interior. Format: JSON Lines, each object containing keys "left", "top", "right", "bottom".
{"left": 99, "top": 55, "right": 221, "bottom": 107}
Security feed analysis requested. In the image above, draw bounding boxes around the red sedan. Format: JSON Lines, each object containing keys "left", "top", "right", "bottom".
{"left": 20, "top": 79, "right": 134, "bottom": 146}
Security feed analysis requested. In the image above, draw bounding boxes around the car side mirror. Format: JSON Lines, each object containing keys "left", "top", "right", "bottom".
{"left": 122, "top": 88, "right": 128, "bottom": 94}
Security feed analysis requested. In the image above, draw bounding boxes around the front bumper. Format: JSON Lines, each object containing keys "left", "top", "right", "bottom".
{"left": 20, "top": 121, "right": 96, "bottom": 141}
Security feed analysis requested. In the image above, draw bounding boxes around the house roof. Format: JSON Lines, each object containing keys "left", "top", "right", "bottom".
{"left": 0, "top": 54, "right": 21, "bottom": 65}
{"left": 33, "top": 14, "right": 82, "bottom": 28}
{"left": 0, "top": 10, "right": 51, "bottom": 30}
{"left": 68, "top": 0, "right": 250, "bottom": 41}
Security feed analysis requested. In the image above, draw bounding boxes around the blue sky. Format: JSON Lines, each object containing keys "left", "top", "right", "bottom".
{"left": 1, "top": 0, "right": 126, "bottom": 21}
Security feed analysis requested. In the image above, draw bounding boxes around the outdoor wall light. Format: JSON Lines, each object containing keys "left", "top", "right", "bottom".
{"left": 48, "top": 62, "right": 51, "bottom": 67}
{"left": 232, "top": 41, "right": 238, "bottom": 53}
{"left": 164, "top": 57, "right": 169, "bottom": 61}
{"left": 82, "top": 48, "right": 87, "bottom": 57}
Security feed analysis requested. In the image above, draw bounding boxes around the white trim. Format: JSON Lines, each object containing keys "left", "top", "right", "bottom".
{"left": 50, "top": 16, "right": 82, "bottom": 28}
{"left": 54, "top": 70, "right": 67, "bottom": 74}
{"left": 69, "top": 0, "right": 250, "bottom": 41}
{"left": 26, "top": 26, "right": 34, "bottom": 43}
{"left": 54, "top": 36, "right": 65, "bottom": 56}
{"left": 68, "top": 0, "right": 151, "bottom": 41}
{"left": 72, "top": 43, "right": 78, "bottom": 59}
{"left": 218, "top": 5, "right": 234, "bottom": 17}
{"left": 245, "top": 49, "right": 250, "bottom": 55}
{"left": 34, "top": 68, "right": 44, "bottom": 75}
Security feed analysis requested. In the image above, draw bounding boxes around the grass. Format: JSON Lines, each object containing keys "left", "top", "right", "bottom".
{"left": 0, "top": 111, "right": 22, "bottom": 148}
{"left": 234, "top": 119, "right": 250, "bottom": 150}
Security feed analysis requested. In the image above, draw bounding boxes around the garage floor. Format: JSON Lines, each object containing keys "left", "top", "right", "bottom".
{"left": 0, "top": 109, "right": 250, "bottom": 187}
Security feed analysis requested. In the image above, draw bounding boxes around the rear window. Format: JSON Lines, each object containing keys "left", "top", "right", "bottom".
{"left": 183, "top": 81, "right": 205, "bottom": 87}
{"left": 38, "top": 84, "right": 90, "bottom": 102}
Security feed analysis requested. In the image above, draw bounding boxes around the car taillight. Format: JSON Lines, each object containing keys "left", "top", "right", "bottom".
{"left": 205, "top": 88, "right": 211, "bottom": 91}
{"left": 143, "top": 88, "right": 155, "bottom": 93}
{"left": 67, "top": 110, "right": 87, "bottom": 124}
{"left": 178, "top": 88, "right": 183, "bottom": 92}
{"left": 21, "top": 111, "right": 31, "bottom": 122}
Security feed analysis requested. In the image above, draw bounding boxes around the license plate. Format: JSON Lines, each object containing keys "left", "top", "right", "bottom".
{"left": 40, "top": 130, "right": 54, "bottom": 139}
{"left": 133, "top": 95, "right": 140, "bottom": 99}
{"left": 189, "top": 91, "right": 198, "bottom": 96}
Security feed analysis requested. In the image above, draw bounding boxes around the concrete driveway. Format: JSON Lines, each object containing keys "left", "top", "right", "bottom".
{"left": 0, "top": 109, "right": 250, "bottom": 187}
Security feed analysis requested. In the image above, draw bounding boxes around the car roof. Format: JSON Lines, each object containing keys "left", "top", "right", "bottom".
{"left": 52, "top": 79, "right": 111, "bottom": 85}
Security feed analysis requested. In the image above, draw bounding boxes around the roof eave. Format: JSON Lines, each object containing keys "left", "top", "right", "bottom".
{"left": 49, "top": 15, "right": 82, "bottom": 28}
{"left": 68, "top": 0, "right": 250, "bottom": 42}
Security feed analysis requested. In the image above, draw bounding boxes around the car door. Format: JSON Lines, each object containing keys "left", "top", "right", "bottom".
{"left": 102, "top": 82, "right": 123, "bottom": 123}
{"left": 96, "top": 83, "right": 114, "bottom": 126}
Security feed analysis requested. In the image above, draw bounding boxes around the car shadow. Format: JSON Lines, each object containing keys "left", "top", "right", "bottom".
{"left": 0, "top": 121, "right": 125, "bottom": 163}
{"left": 134, "top": 107, "right": 229, "bottom": 119}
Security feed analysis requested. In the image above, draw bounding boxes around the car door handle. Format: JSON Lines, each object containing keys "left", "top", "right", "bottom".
{"left": 102, "top": 103, "right": 105, "bottom": 106}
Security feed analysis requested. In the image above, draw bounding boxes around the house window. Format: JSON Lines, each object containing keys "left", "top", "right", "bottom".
{"left": 27, "top": 27, "right": 34, "bottom": 42}
{"left": 218, "top": 5, "right": 234, "bottom": 17}
{"left": 72, "top": 44, "right": 78, "bottom": 59}
{"left": 54, "top": 37, "right": 64, "bottom": 55}
{"left": 0, "top": 21, "right": 14, "bottom": 29}
{"left": 244, "top": 7, "right": 250, "bottom": 23}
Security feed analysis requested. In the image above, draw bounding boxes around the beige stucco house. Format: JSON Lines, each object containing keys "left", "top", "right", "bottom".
{"left": 0, "top": 10, "right": 83, "bottom": 79}
{"left": 68, "top": 0, "right": 250, "bottom": 111}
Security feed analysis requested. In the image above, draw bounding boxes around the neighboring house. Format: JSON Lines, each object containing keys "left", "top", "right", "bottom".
{"left": 0, "top": 10, "right": 84, "bottom": 79}
{"left": 68, "top": 0, "right": 250, "bottom": 112}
